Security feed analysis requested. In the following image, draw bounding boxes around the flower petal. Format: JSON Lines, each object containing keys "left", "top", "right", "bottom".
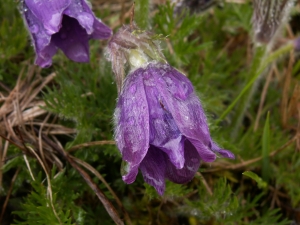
{"left": 166, "top": 139, "right": 201, "bottom": 184}
{"left": 149, "top": 63, "right": 211, "bottom": 144}
{"left": 24, "top": 0, "right": 71, "bottom": 34}
{"left": 23, "top": 4, "right": 56, "bottom": 67}
{"left": 115, "top": 68, "right": 150, "bottom": 184}
{"left": 188, "top": 139, "right": 216, "bottom": 162}
{"left": 63, "top": 0, "right": 111, "bottom": 39}
{"left": 51, "top": 15, "right": 89, "bottom": 62}
{"left": 35, "top": 42, "right": 57, "bottom": 67}
{"left": 211, "top": 142, "right": 235, "bottom": 159}
{"left": 143, "top": 71, "right": 185, "bottom": 169}
{"left": 63, "top": 0, "right": 94, "bottom": 35}
{"left": 139, "top": 145, "right": 166, "bottom": 195}
{"left": 90, "top": 18, "right": 113, "bottom": 40}
{"left": 148, "top": 63, "right": 215, "bottom": 159}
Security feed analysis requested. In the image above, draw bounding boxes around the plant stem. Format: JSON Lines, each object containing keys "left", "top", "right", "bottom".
{"left": 216, "top": 43, "right": 293, "bottom": 138}
{"left": 135, "top": 0, "right": 150, "bottom": 29}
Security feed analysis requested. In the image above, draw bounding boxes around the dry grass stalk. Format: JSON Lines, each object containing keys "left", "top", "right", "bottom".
{"left": 0, "top": 65, "right": 130, "bottom": 224}
{"left": 0, "top": 65, "right": 76, "bottom": 189}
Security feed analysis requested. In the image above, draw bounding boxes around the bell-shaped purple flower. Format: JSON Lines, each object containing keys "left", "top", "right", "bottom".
{"left": 107, "top": 24, "right": 234, "bottom": 195}
{"left": 21, "top": 0, "right": 112, "bottom": 67}
{"left": 114, "top": 62, "right": 235, "bottom": 195}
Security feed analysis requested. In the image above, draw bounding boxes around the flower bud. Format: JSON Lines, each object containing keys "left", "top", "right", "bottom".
{"left": 252, "top": 0, "right": 294, "bottom": 45}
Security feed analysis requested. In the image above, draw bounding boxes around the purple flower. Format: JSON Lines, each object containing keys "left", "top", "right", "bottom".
{"left": 21, "top": 0, "right": 112, "bottom": 67}
{"left": 107, "top": 24, "right": 234, "bottom": 195}
{"left": 114, "top": 62, "right": 235, "bottom": 195}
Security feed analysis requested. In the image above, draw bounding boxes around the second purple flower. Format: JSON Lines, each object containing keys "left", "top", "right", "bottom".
{"left": 21, "top": 0, "right": 112, "bottom": 67}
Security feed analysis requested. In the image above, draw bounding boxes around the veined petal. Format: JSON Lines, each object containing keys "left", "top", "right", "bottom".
{"left": 23, "top": 4, "right": 56, "bottom": 67}
{"left": 63, "top": 0, "right": 111, "bottom": 39}
{"left": 143, "top": 71, "right": 185, "bottom": 169}
{"left": 139, "top": 145, "right": 166, "bottom": 196}
{"left": 51, "top": 15, "right": 89, "bottom": 62}
{"left": 115, "top": 68, "right": 150, "bottom": 184}
{"left": 149, "top": 63, "right": 211, "bottom": 144}
{"left": 188, "top": 139, "right": 216, "bottom": 162}
{"left": 35, "top": 42, "right": 57, "bottom": 67}
{"left": 166, "top": 139, "right": 201, "bottom": 184}
{"left": 63, "top": 0, "right": 94, "bottom": 35}
{"left": 90, "top": 18, "right": 113, "bottom": 40}
{"left": 149, "top": 63, "right": 214, "bottom": 159}
{"left": 211, "top": 142, "right": 235, "bottom": 159}
{"left": 24, "top": 0, "right": 71, "bottom": 34}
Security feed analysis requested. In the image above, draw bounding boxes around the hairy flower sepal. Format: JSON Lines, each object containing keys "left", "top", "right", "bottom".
{"left": 21, "top": 0, "right": 112, "bottom": 67}
{"left": 107, "top": 24, "right": 167, "bottom": 93}
{"left": 252, "top": 0, "right": 294, "bottom": 45}
{"left": 114, "top": 62, "right": 234, "bottom": 195}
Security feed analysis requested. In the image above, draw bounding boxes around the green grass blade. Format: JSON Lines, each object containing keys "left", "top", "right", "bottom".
{"left": 242, "top": 171, "right": 267, "bottom": 189}
{"left": 262, "top": 111, "right": 271, "bottom": 181}
{"left": 135, "top": 0, "right": 150, "bottom": 29}
{"left": 216, "top": 43, "right": 293, "bottom": 125}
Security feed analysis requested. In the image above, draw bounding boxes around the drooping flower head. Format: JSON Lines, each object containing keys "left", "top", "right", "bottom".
{"left": 21, "top": 0, "right": 112, "bottom": 67}
{"left": 107, "top": 24, "right": 234, "bottom": 195}
{"left": 252, "top": 0, "right": 294, "bottom": 45}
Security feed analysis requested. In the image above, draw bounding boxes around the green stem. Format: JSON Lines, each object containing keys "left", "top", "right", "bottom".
{"left": 216, "top": 43, "right": 293, "bottom": 136}
{"left": 135, "top": 0, "right": 150, "bottom": 30}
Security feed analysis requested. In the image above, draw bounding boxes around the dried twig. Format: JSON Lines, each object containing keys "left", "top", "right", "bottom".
{"left": 39, "top": 131, "right": 125, "bottom": 225}
{"left": 281, "top": 51, "right": 294, "bottom": 127}
{"left": 0, "top": 168, "right": 20, "bottom": 224}
{"left": 71, "top": 156, "right": 132, "bottom": 225}
{"left": 67, "top": 140, "right": 115, "bottom": 152}
{"left": 205, "top": 136, "right": 297, "bottom": 172}
{"left": 254, "top": 64, "right": 274, "bottom": 131}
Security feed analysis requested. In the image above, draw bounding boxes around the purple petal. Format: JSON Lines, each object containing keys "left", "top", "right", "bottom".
{"left": 51, "top": 15, "right": 89, "bottom": 62}
{"left": 63, "top": 0, "right": 94, "bottom": 35}
{"left": 23, "top": 4, "right": 56, "bottom": 67}
{"left": 143, "top": 71, "right": 185, "bottom": 169}
{"left": 24, "top": 0, "right": 71, "bottom": 34}
{"left": 63, "top": 0, "right": 112, "bottom": 38}
{"left": 148, "top": 63, "right": 214, "bottom": 159}
{"left": 90, "top": 18, "right": 113, "bottom": 40}
{"left": 35, "top": 42, "right": 57, "bottom": 67}
{"left": 166, "top": 139, "right": 201, "bottom": 184}
{"left": 139, "top": 145, "right": 166, "bottom": 196}
{"left": 211, "top": 142, "right": 235, "bottom": 159}
{"left": 115, "top": 68, "right": 150, "bottom": 184}
{"left": 188, "top": 139, "right": 216, "bottom": 162}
